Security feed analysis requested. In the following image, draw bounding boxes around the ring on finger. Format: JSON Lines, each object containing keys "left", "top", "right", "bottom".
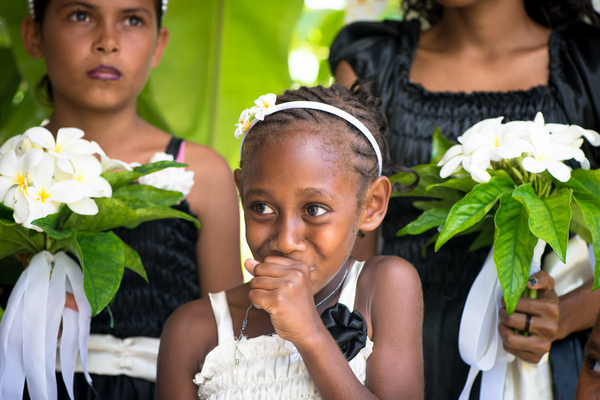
{"left": 524, "top": 314, "right": 532, "bottom": 333}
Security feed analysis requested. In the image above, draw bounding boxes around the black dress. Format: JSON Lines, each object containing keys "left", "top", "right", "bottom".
{"left": 330, "top": 19, "right": 600, "bottom": 400}
{"left": 57, "top": 137, "right": 200, "bottom": 400}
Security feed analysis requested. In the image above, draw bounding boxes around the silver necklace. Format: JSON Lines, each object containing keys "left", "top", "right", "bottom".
{"left": 237, "top": 266, "right": 350, "bottom": 340}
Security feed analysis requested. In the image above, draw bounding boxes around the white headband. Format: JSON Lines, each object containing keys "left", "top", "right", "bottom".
{"left": 235, "top": 95, "right": 383, "bottom": 177}
{"left": 28, "top": 0, "right": 168, "bottom": 20}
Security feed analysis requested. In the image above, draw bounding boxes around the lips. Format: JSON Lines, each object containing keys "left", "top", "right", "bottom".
{"left": 87, "top": 64, "right": 121, "bottom": 80}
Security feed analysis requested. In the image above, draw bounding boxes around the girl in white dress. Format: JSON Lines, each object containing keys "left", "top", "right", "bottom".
{"left": 156, "top": 83, "right": 424, "bottom": 400}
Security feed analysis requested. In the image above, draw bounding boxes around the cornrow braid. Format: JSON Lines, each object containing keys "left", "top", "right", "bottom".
{"left": 239, "top": 82, "right": 419, "bottom": 201}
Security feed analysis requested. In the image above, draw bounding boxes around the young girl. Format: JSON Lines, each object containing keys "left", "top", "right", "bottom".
{"left": 156, "top": 83, "right": 424, "bottom": 399}
{"left": 19, "top": 0, "right": 242, "bottom": 398}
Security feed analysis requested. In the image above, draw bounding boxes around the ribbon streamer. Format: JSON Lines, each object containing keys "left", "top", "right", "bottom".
{"left": 0, "top": 251, "right": 92, "bottom": 400}
{"left": 458, "top": 239, "right": 546, "bottom": 400}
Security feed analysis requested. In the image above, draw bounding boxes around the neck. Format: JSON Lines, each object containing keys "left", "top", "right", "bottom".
{"left": 314, "top": 259, "right": 351, "bottom": 311}
{"left": 429, "top": 0, "right": 542, "bottom": 54}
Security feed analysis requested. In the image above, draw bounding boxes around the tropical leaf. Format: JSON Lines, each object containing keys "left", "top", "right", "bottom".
{"left": 428, "top": 175, "right": 477, "bottom": 194}
{"left": 468, "top": 216, "right": 495, "bottom": 251}
{"left": 494, "top": 193, "right": 539, "bottom": 315}
{"left": 77, "top": 231, "right": 125, "bottom": 317}
{"left": 569, "top": 201, "right": 592, "bottom": 244}
{"left": 101, "top": 161, "right": 186, "bottom": 191}
{"left": 512, "top": 184, "right": 571, "bottom": 263}
{"left": 123, "top": 241, "right": 147, "bottom": 282}
{"left": 113, "top": 185, "right": 183, "bottom": 208}
{"left": 64, "top": 196, "right": 200, "bottom": 233}
{"left": 397, "top": 208, "right": 448, "bottom": 236}
{"left": 436, "top": 175, "right": 515, "bottom": 250}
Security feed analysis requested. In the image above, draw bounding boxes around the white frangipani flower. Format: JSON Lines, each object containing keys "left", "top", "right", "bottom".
{"left": 89, "top": 141, "right": 132, "bottom": 172}
{"left": 521, "top": 114, "right": 576, "bottom": 182}
{"left": 0, "top": 148, "right": 43, "bottom": 207}
{"left": 23, "top": 153, "right": 87, "bottom": 229}
{"left": 250, "top": 93, "right": 277, "bottom": 121}
{"left": 235, "top": 109, "right": 251, "bottom": 139}
{"left": 26, "top": 127, "right": 95, "bottom": 174}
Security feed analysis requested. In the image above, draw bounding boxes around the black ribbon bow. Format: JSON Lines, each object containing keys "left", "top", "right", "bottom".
{"left": 320, "top": 303, "right": 367, "bottom": 361}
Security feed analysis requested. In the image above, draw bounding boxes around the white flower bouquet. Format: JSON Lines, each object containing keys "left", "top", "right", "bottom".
{"left": 0, "top": 127, "right": 199, "bottom": 400}
{"left": 394, "top": 112, "right": 600, "bottom": 314}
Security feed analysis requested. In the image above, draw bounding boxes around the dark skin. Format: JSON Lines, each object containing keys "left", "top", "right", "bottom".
{"left": 335, "top": 0, "right": 600, "bottom": 364}
{"left": 576, "top": 315, "right": 600, "bottom": 400}
{"left": 156, "top": 128, "right": 424, "bottom": 399}
{"left": 20, "top": 0, "right": 242, "bottom": 298}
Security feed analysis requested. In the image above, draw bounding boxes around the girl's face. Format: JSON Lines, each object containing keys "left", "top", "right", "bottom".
{"left": 26, "top": 0, "right": 167, "bottom": 112}
{"left": 237, "top": 129, "right": 366, "bottom": 295}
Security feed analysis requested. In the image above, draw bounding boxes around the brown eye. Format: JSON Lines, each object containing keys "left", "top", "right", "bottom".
{"left": 305, "top": 205, "right": 326, "bottom": 217}
{"left": 69, "top": 10, "right": 89, "bottom": 22}
{"left": 125, "top": 15, "right": 143, "bottom": 27}
{"left": 252, "top": 203, "right": 274, "bottom": 214}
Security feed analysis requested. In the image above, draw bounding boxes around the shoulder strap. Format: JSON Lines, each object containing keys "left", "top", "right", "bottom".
{"left": 208, "top": 292, "right": 235, "bottom": 344}
{"left": 165, "top": 137, "right": 183, "bottom": 158}
{"left": 338, "top": 260, "right": 365, "bottom": 312}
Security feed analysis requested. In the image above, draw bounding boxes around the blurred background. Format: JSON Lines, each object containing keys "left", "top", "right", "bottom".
{"left": 0, "top": 0, "right": 401, "bottom": 167}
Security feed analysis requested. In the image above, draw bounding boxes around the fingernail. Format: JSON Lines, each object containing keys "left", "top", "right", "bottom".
{"left": 528, "top": 277, "right": 538, "bottom": 286}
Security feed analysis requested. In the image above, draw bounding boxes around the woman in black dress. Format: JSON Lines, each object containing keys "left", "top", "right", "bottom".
{"left": 330, "top": 1, "right": 600, "bottom": 399}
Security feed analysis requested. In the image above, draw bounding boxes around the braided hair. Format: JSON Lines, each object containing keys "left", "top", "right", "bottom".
{"left": 239, "top": 82, "right": 419, "bottom": 203}
{"left": 402, "top": 0, "right": 600, "bottom": 27}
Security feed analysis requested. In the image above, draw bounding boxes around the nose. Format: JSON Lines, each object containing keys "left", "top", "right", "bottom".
{"left": 93, "top": 21, "right": 119, "bottom": 54}
{"left": 269, "top": 214, "right": 307, "bottom": 255}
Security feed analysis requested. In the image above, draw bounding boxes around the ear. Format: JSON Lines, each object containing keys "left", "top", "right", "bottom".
{"left": 358, "top": 176, "right": 391, "bottom": 232}
{"left": 21, "top": 16, "right": 44, "bottom": 58}
{"left": 234, "top": 169, "right": 243, "bottom": 204}
{"left": 150, "top": 27, "right": 169, "bottom": 68}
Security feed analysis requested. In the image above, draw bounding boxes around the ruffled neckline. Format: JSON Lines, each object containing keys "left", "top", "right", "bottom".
{"left": 398, "top": 19, "right": 564, "bottom": 99}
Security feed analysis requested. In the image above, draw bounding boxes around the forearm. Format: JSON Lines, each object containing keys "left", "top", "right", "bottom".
{"left": 558, "top": 279, "right": 600, "bottom": 339}
{"left": 295, "top": 326, "right": 379, "bottom": 400}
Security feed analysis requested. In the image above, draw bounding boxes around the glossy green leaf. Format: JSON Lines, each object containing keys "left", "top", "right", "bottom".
{"left": 0, "top": 201, "right": 15, "bottom": 224}
{"left": 113, "top": 185, "right": 183, "bottom": 207}
{"left": 124, "top": 242, "right": 147, "bottom": 282}
{"left": 64, "top": 196, "right": 200, "bottom": 232}
{"left": 512, "top": 184, "right": 571, "bottom": 263}
{"left": 430, "top": 127, "right": 457, "bottom": 164}
{"left": 32, "top": 203, "right": 74, "bottom": 239}
{"left": 0, "top": 223, "right": 40, "bottom": 258}
{"left": 468, "top": 216, "right": 495, "bottom": 252}
{"left": 102, "top": 161, "right": 186, "bottom": 191}
{"left": 397, "top": 208, "right": 448, "bottom": 236}
{"left": 569, "top": 201, "right": 592, "bottom": 244}
{"left": 78, "top": 231, "right": 125, "bottom": 317}
{"left": 436, "top": 175, "right": 515, "bottom": 250}
{"left": 428, "top": 176, "right": 477, "bottom": 194}
{"left": 392, "top": 164, "right": 462, "bottom": 201}
{"left": 569, "top": 188, "right": 600, "bottom": 290}
{"left": 494, "top": 193, "right": 539, "bottom": 315}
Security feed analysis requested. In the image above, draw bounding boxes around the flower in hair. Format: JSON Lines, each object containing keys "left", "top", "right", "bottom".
{"left": 234, "top": 93, "right": 277, "bottom": 138}
{"left": 250, "top": 93, "right": 277, "bottom": 121}
{"left": 235, "top": 109, "right": 252, "bottom": 139}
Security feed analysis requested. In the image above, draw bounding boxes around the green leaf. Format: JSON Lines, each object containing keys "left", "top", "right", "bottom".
{"left": 78, "top": 232, "right": 125, "bottom": 317}
{"left": 102, "top": 161, "right": 187, "bottom": 191}
{"left": 0, "top": 199, "right": 15, "bottom": 225}
{"left": 430, "top": 127, "right": 457, "bottom": 164}
{"left": 123, "top": 241, "right": 147, "bottom": 282}
{"left": 113, "top": 184, "right": 183, "bottom": 207}
{"left": 391, "top": 164, "right": 463, "bottom": 202}
{"left": 494, "top": 193, "right": 539, "bottom": 315}
{"left": 413, "top": 199, "right": 458, "bottom": 212}
{"left": 32, "top": 204, "right": 74, "bottom": 239}
{"left": 65, "top": 197, "right": 200, "bottom": 232}
{"left": 0, "top": 223, "right": 41, "bottom": 258}
{"left": 512, "top": 184, "right": 571, "bottom": 263}
{"left": 397, "top": 208, "right": 449, "bottom": 236}
{"left": 0, "top": 255, "right": 24, "bottom": 285}
{"left": 569, "top": 201, "right": 593, "bottom": 244}
{"left": 436, "top": 175, "right": 515, "bottom": 250}
{"left": 567, "top": 184, "right": 600, "bottom": 290}
{"left": 428, "top": 176, "right": 477, "bottom": 194}
{"left": 570, "top": 169, "right": 600, "bottom": 198}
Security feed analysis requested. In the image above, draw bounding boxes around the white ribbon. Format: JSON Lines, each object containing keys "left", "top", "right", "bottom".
{"left": 458, "top": 239, "right": 546, "bottom": 400}
{"left": 0, "top": 251, "right": 93, "bottom": 400}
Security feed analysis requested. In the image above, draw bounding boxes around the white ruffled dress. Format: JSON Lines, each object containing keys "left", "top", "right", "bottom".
{"left": 194, "top": 260, "right": 374, "bottom": 399}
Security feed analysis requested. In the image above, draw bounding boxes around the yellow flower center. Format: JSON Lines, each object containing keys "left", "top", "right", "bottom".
{"left": 37, "top": 188, "right": 51, "bottom": 204}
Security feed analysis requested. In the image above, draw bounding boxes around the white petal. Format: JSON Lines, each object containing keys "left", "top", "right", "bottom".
{"left": 0, "top": 135, "right": 24, "bottom": 155}
{"left": 24, "top": 127, "right": 56, "bottom": 150}
{"left": 470, "top": 166, "right": 491, "bottom": 183}
{"left": 56, "top": 158, "right": 75, "bottom": 174}
{"left": 438, "top": 145, "right": 464, "bottom": 166}
{"left": 439, "top": 155, "right": 463, "bottom": 178}
{"left": 533, "top": 112, "right": 545, "bottom": 126}
{"left": 20, "top": 148, "right": 44, "bottom": 174}
{"left": 67, "top": 197, "right": 99, "bottom": 215}
{"left": 56, "top": 127, "right": 85, "bottom": 145}
{"left": 522, "top": 157, "right": 547, "bottom": 174}
{"left": 0, "top": 149, "right": 19, "bottom": 177}
{"left": 547, "top": 161, "right": 571, "bottom": 182}
{"left": 48, "top": 180, "right": 85, "bottom": 204}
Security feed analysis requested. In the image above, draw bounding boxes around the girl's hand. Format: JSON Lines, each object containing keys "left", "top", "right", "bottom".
{"left": 498, "top": 270, "right": 560, "bottom": 364}
{"left": 244, "top": 257, "right": 325, "bottom": 344}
